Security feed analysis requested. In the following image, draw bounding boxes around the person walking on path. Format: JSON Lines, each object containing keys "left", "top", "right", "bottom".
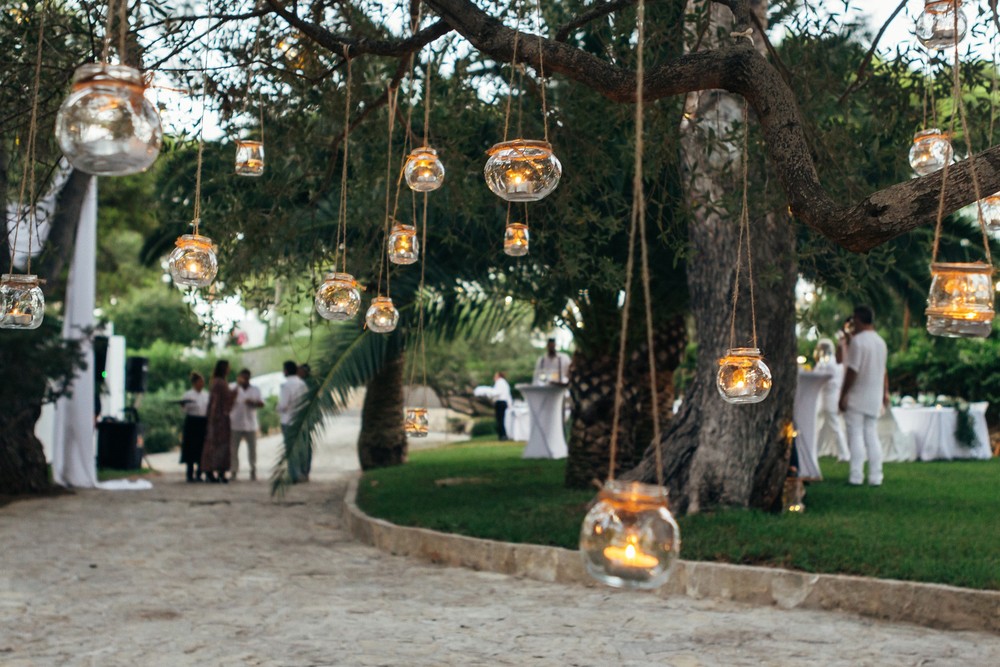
{"left": 179, "top": 371, "right": 209, "bottom": 483}
{"left": 838, "top": 306, "right": 889, "bottom": 486}
{"left": 491, "top": 371, "right": 512, "bottom": 441}
{"left": 202, "top": 360, "right": 237, "bottom": 483}
{"left": 278, "top": 360, "right": 310, "bottom": 482}
{"left": 229, "top": 368, "right": 264, "bottom": 481}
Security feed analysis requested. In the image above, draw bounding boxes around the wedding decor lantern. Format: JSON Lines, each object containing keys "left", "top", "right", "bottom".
{"left": 909, "top": 129, "right": 952, "bottom": 176}
{"left": 404, "top": 147, "right": 445, "bottom": 192}
{"left": 167, "top": 233, "right": 218, "bottom": 288}
{"left": 484, "top": 140, "right": 562, "bottom": 202}
{"left": 55, "top": 64, "right": 163, "bottom": 176}
{"left": 503, "top": 222, "right": 529, "bottom": 257}
{"left": 579, "top": 480, "right": 680, "bottom": 590}
{"left": 981, "top": 193, "right": 1000, "bottom": 230}
{"left": 925, "top": 262, "right": 994, "bottom": 338}
{"left": 0, "top": 274, "right": 44, "bottom": 330}
{"left": 404, "top": 407, "right": 429, "bottom": 437}
{"left": 915, "top": 0, "right": 967, "bottom": 50}
{"left": 365, "top": 296, "right": 399, "bottom": 333}
{"left": 388, "top": 223, "right": 419, "bottom": 265}
{"left": 717, "top": 347, "right": 772, "bottom": 404}
{"left": 315, "top": 272, "right": 362, "bottom": 321}
{"left": 235, "top": 139, "right": 264, "bottom": 176}
{"left": 782, "top": 477, "right": 805, "bottom": 513}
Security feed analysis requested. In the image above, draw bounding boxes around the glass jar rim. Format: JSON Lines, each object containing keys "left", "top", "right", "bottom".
{"left": 71, "top": 63, "right": 145, "bottom": 90}
{"left": 506, "top": 222, "right": 529, "bottom": 230}
{"left": 370, "top": 296, "right": 395, "bottom": 305}
{"left": 408, "top": 146, "right": 438, "bottom": 157}
{"left": 1, "top": 273, "right": 41, "bottom": 287}
{"left": 236, "top": 138, "right": 263, "bottom": 148}
{"left": 925, "top": 0, "right": 961, "bottom": 12}
{"left": 323, "top": 271, "right": 359, "bottom": 286}
{"left": 930, "top": 261, "right": 993, "bottom": 275}
{"left": 599, "top": 479, "right": 670, "bottom": 504}
{"left": 390, "top": 223, "right": 417, "bottom": 233}
{"left": 487, "top": 139, "right": 554, "bottom": 157}
{"left": 175, "top": 233, "right": 215, "bottom": 249}
{"left": 913, "top": 128, "right": 946, "bottom": 141}
{"left": 722, "top": 347, "right": 763, "bottom": 357}
{"left": 405, "top": 407, "right": 428, "bottom": 416}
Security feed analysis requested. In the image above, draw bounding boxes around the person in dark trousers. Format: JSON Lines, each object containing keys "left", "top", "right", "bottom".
{"left": 179, "top": 371, "right": 208, "bottom": 482}
{"left": 492, "top": 371, "right": 512, "bottom": 441}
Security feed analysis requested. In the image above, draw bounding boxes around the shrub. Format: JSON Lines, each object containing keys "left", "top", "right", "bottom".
{"left": 258, "top": 395, "right": 279, "bottom": 434}
{"left": 138, "top": 390, "right": 184, "bottom": 454}
{"left": 470, "top": 417, "right": 497, "bottom": 437}
{"left": 134, "top": 340, "right": 242, "bottom": 394}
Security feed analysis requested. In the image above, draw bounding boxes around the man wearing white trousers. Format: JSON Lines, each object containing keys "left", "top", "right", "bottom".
{"left": 838, "top": 306, "right": 889, "bottom": 486}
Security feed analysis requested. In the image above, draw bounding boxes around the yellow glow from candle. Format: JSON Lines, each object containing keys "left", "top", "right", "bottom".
{"left": 603, "top": 536, "right": 659, "bottom": 569}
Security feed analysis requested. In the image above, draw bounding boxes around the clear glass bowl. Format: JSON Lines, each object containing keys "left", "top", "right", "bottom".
{"left": 404, "top": 407, "right": 429, "bottom": 437}
{"left": 235, "top": 139, "right": 265, "bottom": 177}
{"left": 909, "top": 129, "right": 952, "bottom": 176}
{"left": 925, "top": 262, "right": 994, "bottom": 338}
{"left": 0, "top": 274, "right": 44, "bottom": 329}
{"left": 404, "top": 147, "right": 445, "bottom": 192}
{"left": 503, "top": 222, "right": 530, "bottom": 257}
{"left": 365, "top": 296, "right": 399, "bottom": 333}
{"left": 388, "top": 223, "right": 419, "bottom": 265}
{"left": 484, "top": 139, "right": 562, "bottom": 202}
{"left": 167, "top": 234, "right": 218, "bottom": 288}
{"left": 717, "top": 347, "right": 772, "bottom": 404}
{"left": 915, "top": 0, "right": 967, "bottom": 50}
{"left": 315, "top": 272, "right": 361, "bottom": 321}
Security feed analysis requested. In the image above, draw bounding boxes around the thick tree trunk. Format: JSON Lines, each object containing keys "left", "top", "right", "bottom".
{"left": 357, "top": 350, "right": 408, "bottom": 470}
{"left": 0, "top": 392, "right": 49, "bottom": 494}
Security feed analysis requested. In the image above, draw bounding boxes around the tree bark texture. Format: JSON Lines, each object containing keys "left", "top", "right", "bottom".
{"left": 357, "top": 350, "right": 408, "bottom": 470}
{"left": 0, "top": 394, "right": 49, "bottom": 495}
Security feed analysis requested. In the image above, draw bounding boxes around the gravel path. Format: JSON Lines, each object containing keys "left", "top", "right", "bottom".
{"left": 2, "top": 418, "right": 999, "bottom": 666}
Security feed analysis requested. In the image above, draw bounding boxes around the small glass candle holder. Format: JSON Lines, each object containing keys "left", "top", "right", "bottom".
{"left": 925, "top": 262, "right": 994, "bottom": 338}
{"left": 365, "top": 296, "right": 399, "bottom": 334}
{"left": 484, "top": 139, "right": 562, "bottom": 202}
{"left": 503, "top": 222, "right": 530, "bottom": 257}
{"left": 915, "top": 0, "right": 966, "bottom": 50}
{"left": 55, "top": 64, "right": 163, "bottom": 176}
{"left": 0, "top": 274, "right": 45, "bottom": 330}
{"left": 404, "top": 146, "right": 445, "bottom": 192}
{"left": 404, "top": 407, "right": 429, "bottom": 437}
{"left": 315, "top": 272, "right": 362, "bottom": 321}
{"left": 579, "top": 480, "right": 680, "bottom": 590}
{"left": 717, "top": 347, "right": 772, "bottom": 404}
{"left": 388, "top": 223, "right": 419, "bottom": 265}
{"left": 167, "top": 234, "right": 218, "bottom": 288}
{"left": 235, "top": 139, "right": 265, "bottom": 177}
{"left": 909, "top": 129, "right": 952, "bottom": 176}
{"left": 980, "top": 193, "right": 1000, "bottom": 231}
{"left": 782, "top": 477, "right": 805, "bottom": 513}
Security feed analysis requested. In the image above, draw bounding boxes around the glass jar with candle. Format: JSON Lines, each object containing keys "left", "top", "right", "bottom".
{"left": 908, "top": 129, "right": 952, "bottom": 176}
{"left": 579, "top": 480, "right": 680, "bottom": 590}
{"left": 55, "top": 64, "right": 163, "bottom": 176}
{"left": 404, "top": 147, "right": 445, "bottom": 192}
{"left": 365, "top": 296, "right": 399, "bottom": 333}
{"left": 782, "top": 477, "right": 806, "bottom": 513}
{"left": 716, "top": 347, "right": 772, "bottom": 404}
{"left": 503, "top": 222, "right": 529, "bottom": 257}
{"left": 925, "top": 262, "right": 994, "bottom": 338}
{"left": 404, "top": 407, "right": 429, "bottom": 437}
{"left": 0, "top": 274, "right": 45, "bottom": 330}
{"left": 235, "top": 139, "right": 265, "bottom": 177}
{"left": 315, "top": 272, "right": 362, "bottom": 321}
{"left": 388, "top": 223, "right": 419, "bottom": 265}
{"left": 167, "top": 234, "right": 218, "bottom": 288}
{"left": 981, "top": 193, "right": 1000, "bottom": 230}
{"left": 484, "top": 139, "right": 562, "bottom": 202}
{"left": 915, "top": 0, "right": 967, "bottom": 50}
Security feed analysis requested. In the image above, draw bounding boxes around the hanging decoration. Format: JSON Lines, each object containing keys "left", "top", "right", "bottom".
{"left": 981, "top": 193, "right": 1000, "bottom": 229}
{"left": 915, "top": 0, "right": 967, "bottom": 50}
{"left": 388, "top": 223, "right": 419, "bottom": 265}
{"left": 403, "top": 407, "right": 429, "bottom": 437}
{"left": 579, "top": 0, "right": 680, "bottom": 590}
{"left": 55, "top": 0, "right": 162, "bottom": 176}
{"left": 503, "top": 220, "right": 530, "bottom": 256}
{"left": 404, "top": 146, "right": 445, "bottom": 192}
{"left": 366, "top": 86, "right": 402, "bottom": 334}
{"left": 365, "top": 296, "right": 400, "bottom": 333}
{"left": 909, "top": 129, "right": 953, "bottom": 176}
{"left": 235, "top": 139, "right": 265, "bottom": 177}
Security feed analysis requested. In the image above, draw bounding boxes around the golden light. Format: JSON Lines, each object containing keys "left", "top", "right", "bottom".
{"left": 388, "top": 223, "right": 419, "bottom": 265}
{"left": 314, "top": 272, "right": 362, "bottom": 321}
{"left": 365, "top": 296, "right": 399, "bottom": 334}
{"left": 235, "top": 139, "right": 265, "bottom": 177}
{"left": 925, "top": 262, "right": 994, "bottom": 338}
{"left": 167, "top": 234, "right": 218, "bottom": 288}
{"left": 404, "top": 147, "right": 445, "bottom": 192}
{"left": 503, "top": 222, "right": 529, "bottom": 257}
{"left": 484, "top": 139, "right": 562, "bottom": 202}
{"left": 0, "top": 274, "right": 44, "bottom": 330}
{"left": 908, "top": 129, "right": 952, "bottom": 177}
{"left": 404, "top": 407, "right": 429, "bottom": 437}
{"left": 782, "top": 477, "right": 806, "bottom": 514}
{"left": 716, "top": 347, "right": 772, "bottom": 404}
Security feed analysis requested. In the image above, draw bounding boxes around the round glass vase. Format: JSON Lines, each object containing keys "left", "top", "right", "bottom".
{"left": 579, "top": 480, "right": 680, "bottom": 590}
{"left": 55, "top": 64, "right": 163, "bottom": 176}
{"left": 235, "top": 139, "right": 265, "bottom": 177}
{"left": 388, "top": 223, "right": 419, "bottom": 265}
{"left": 167, "top": 234, "right": 218, "bottom": 288}
{"left": 315, "top": 272, "right": 362, "bottom": 321}
{"left": 0, "top": 274, "right": 45, "bottom": 330}
{"left": 404, "top": 407, "right": 429, "bottom": 437}
{"left": 908, "top": 129, "right": 952, "bottom": 176}
{"left": 503, "top": 223, "right": 530, "bottom": 257}
{"left": 716, "top": 347, "right": 772, "bottom": 404}
{"left": 365, "top": 296, "right": 399, "bottom": 334}
{"left": 915, "top": 0, "right": 967, "bottom": 50}
{"left": 404, "top": 147, "right": 445, "bottom": 192}
{"left": 483, "top": 139, "right": 562, "bottom": 202}
{"left": 925, "top": 262, "right": 994, "bottom": 338}
{"left": 981, "top": 193, "right": 1000, "bottom": 231}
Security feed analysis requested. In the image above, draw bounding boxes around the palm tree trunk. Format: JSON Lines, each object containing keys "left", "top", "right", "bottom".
{"left": 357, "top": 350, "right": 408, "bottom": 470}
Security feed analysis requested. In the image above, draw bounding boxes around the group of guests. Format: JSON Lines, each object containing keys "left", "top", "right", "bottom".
{"left": 179, "top": 360, "right": 311, "bottom": 483}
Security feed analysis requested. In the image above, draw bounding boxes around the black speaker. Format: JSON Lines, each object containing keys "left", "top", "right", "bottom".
{"left": 96, "top": 419, "right": 143, "bottom": 470}
{"left": 125, "top": 356, "right": 148, "bottom": 393}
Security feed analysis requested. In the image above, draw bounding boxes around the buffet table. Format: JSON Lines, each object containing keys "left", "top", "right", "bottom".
{"left": 515, "top": 384, "right": 568, "bottom": 459}
{"left": 890, "top": 404, "right": 991, "bottom": 461}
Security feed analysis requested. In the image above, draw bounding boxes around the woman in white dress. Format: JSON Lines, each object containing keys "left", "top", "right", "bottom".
{"left": 814, "top": 338, "right": 849, "bottom": 461}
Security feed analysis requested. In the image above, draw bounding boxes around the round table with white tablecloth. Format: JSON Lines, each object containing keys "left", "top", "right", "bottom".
{"left": 890, "top": 403, "right": 991, "bottom": 461}
{"left": 515, "top": 384, "right": 568, "bottom": 459}
{"left": 793, "top": 367, "right": 832, "bottom": 480}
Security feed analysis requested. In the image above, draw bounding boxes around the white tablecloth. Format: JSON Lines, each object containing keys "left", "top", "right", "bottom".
{"left": 515, "top": 384, "right": 568, "bottom": 459}
{"left": 891, "top": 404, "right": 991, "bottom": 461}
{"left": 793, "top": 368, "right": 832, "bottom": 479}
{"left": 504, "top": 401, "right": 531, "bottom": 441}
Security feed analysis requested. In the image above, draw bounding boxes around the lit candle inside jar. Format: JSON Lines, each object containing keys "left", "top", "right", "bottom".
{"left": 505, "top": 169, "right": 534, "bottom": 194}
{"left": 6, "top": 308, "right": 32, "bottom": 325}
{"left": 603, "top": 538, "right": 659, "bottom": 569}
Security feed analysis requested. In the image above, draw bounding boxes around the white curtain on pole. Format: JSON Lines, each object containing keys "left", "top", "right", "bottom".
{"left": 51, "top": 178, "right": 98, "bottom": 489}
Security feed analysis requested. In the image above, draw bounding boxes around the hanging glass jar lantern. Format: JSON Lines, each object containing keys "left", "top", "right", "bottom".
{"left": 365, "top": 296, "right": 399, "bottom": 333}
{"left": 579, "top": 480, "right": 680, "bottom": 590}
{"left": 388, "top": 223, "right": 419, "bottom": 265}
{"left": 717, "top": 347, "right": 772, "bottom": 404}
{"left": 404, "top": 147, "right": 445, "bottom": 192}
{"left": 315, "top": 272, "right": 362, "bottom": 321}
{"left": 925, "top": 262, "right": 994, "bottom": 338}
{"left": 0, "top": 274, "right": 44, "bottom": 330}
{"left": 484, "top": 139, "right": 562, "bottom": 202}
{"left": 235, "top": 139, "right": 264, "bottom": 177}
{"left": 167, "top": 234, "right": 218, "bottom": 288}
{"left": 915, "top": 0, "right": 967, "bottom": 50}
{"left": 55, "top": 64, "right": 163, "bottom": 176}
{"left": 909, "top": 129, "right": 953, "bottom": 176}
{"left": 503, "top": 222, "right": 529, "bottom": 257}
{"left": 404, "top": 407, "right": 429, "bottom": 437}
{"left": 981, "top": 193, "right": 1000, "bottom": 230}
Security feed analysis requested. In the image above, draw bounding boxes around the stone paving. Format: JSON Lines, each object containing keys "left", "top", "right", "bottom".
{"left": 2, "top": 418, "right": 1000, "bottom": 665}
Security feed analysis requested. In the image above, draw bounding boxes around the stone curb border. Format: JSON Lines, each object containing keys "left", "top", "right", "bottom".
{"left": 343, "top": 475, "right": 1000, "bottom": 634}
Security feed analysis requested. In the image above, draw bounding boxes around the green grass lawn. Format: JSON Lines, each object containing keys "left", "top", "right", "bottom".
{"left": 357, "top": 441, "right": 1000, "bottom": 590}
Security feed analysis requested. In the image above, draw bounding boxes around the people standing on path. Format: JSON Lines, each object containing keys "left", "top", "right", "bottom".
{"left": 179, "top": 371, "right": 209, "bottom": 483}
{"left": 278, "top": 360, "right": 310, "bottom": 482}
{"left": 491, "top": 371, "right": 512, "bottom": 441}
{"left": 838, "top": 306, "right": 889, "bottom": 486}
{"left": 534, "top": 338, "right": 571, "bottom": 384}
{"left": 814, "top": 338, "right": 849, "bottom": 461}
{"left": 229, "top": 368, "right": 264, "bottom": 481}
{"left": 202, "top": 360, "right": 237, "bottom": 483}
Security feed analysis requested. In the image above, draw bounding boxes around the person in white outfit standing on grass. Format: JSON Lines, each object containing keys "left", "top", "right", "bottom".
{"left": 838, "top": 306, "right": 889, "bottom": 486}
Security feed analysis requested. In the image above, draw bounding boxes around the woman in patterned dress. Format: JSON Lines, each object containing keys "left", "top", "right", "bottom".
{"left": 201, "top": 360, "right": 236, "bottom": 483}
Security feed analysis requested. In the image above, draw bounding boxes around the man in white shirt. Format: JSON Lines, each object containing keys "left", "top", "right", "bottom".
{"left": 491, "top": 372, "right": 513, "bottom": 441}
{"left": 230, "top": 369, "right": 264, "bottom": 481}
{"left": 535, "top": 338, "right": 571, "bottom": 384}
{"left": 278, "top": 360, "right": 310, "bottom": 482}
{"left": 838, "top": 306, "right": 889, "bottom": 486}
